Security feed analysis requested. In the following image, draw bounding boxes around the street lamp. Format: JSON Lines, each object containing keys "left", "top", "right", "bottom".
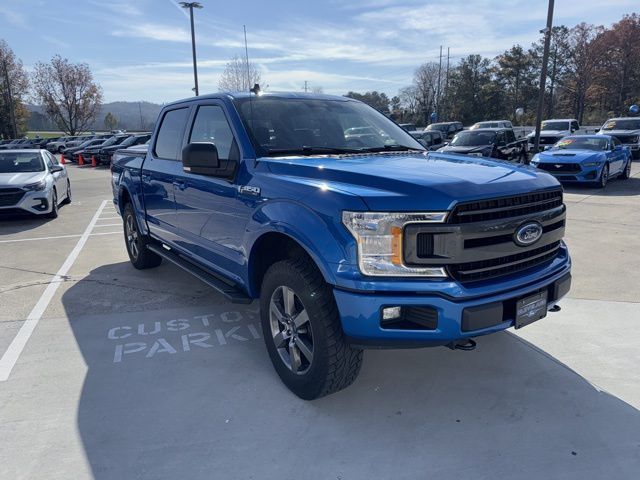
{"left": 179, "top": 1, "right": 203, "bottom": 96}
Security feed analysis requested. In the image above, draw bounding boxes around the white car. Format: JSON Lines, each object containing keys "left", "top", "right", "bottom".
{"left": 527, "top": 119, "right": 583, "bottom": 151}
{"left": 0, "top": 149, "right": 71, "bottom": 218}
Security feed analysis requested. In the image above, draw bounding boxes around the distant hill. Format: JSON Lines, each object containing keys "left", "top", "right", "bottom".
{"left": 26, "top": 101, "right": 163, "bottom": 132}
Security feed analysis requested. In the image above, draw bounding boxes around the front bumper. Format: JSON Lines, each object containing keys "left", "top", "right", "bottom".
{"left": 0, "top": 188, "right": 52, "bottom": 215}
{"left": 334, "top": 255, "right": 571, "bottom": 347}
{"left": 536, "top": 163, "right": 601, "bottom": 183}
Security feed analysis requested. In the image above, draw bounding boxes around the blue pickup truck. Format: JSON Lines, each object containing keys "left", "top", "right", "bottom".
{"left": 111, "top": 92, "right": 571, "bottom": 399}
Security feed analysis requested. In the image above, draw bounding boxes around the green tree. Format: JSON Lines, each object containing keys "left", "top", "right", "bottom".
{"left": 446, "top": 55, "right": 494, "bottom": 124}
{"left": 104, "top": 112, "right": 118, "bottom": 130}
{"left": 344, "top": 91, "right": 391, "bottom": 114}
{"left": 0, "top": 40, "right": 29, "bottom": 139}
{"left": 494, "top": 45, "right": 538, "bottom": 122}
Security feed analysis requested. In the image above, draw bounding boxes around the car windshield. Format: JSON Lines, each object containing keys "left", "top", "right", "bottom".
{"left": 601, "top": 119, "right": 640, "bottom": 130}
{"left": 233, "top": 97, "right": 424, "bottom": 157}
{"left": 554, "top": 137, "right": 609, "bottom": 151}
{"left": 99, "top": 136, "right": 122, "bottom": 147}
{"left": 449, "top": 131, "right": 496, "bottom": 146}
{"left": 426, "top": 124, "right": 449, "bottom": 132}
{"left": 0, "top": 152, "right": 45, "bottom": 173}
{"left": 541, "top": 121, "right": 570, "bottom": 131}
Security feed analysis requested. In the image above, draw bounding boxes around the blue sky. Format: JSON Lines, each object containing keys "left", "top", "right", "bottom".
{"left": 0, "top": 0, "right": 637, "bottom": 103}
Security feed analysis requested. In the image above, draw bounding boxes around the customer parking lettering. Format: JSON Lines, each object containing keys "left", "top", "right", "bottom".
{"left": 107, "top": 310, "right": 261, "bottom": 363}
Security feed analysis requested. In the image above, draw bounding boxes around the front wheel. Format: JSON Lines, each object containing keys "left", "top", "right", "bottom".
{"left": 260, "top": 258, "right": 363, "bottom": 400}
{"left": 61, "top": 180, "right": 72, "bottom": 205}
{"left": 46, "top": 189, "right": 58, "bottom": 219}
{"left": 123, "top": 203, "right": 162, "bottom": 269}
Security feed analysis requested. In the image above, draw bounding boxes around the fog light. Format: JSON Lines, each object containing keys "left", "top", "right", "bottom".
{"left": 382, "top": 306, "right": 402, "bottom": 320}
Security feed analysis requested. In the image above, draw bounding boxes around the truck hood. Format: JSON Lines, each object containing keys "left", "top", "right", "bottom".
{"left": 262, "top": 152, "right": 559, "bottom": 211}
{"left": 438, "top": 145, "right": 490, "bottom": 154}
{"left": 536, "top": 149, "right": 602, "bottom": 164}
{"left": 0, "top": 171, "right": 46, "bottom": 187}
{"left": 598, "top": 129, "right": 640, "bottom": 136}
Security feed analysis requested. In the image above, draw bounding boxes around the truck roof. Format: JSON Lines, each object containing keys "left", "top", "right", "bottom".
{"left": 164, "top": 91, "right": 352, "bottom": 108}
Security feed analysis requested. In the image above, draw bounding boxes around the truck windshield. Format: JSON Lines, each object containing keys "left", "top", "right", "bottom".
{"left": 554, "top": 137, "right": 608, "bottom": 151}
{"left": 541, "top": 121, "right": 569, "bottom": 131}
{"left": 601, "top": 119, "right": 640, "bottom": 130}
{"left": 449, "top": 131, "right": 496, "bottom": 146}
{"left": 0, "top": 152, "right": 45, "bottom": 173}
{"left": 233, "top": 96, "right": 424, "bottom": 157}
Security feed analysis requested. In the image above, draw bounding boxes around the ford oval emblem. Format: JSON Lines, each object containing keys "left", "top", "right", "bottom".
{"left": 514, "top": 222, "right": 543, "bottom": 246}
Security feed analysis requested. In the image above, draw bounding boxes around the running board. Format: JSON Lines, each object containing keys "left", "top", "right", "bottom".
{"left": 147, "top": 244, "right": 252, "bottom": 304}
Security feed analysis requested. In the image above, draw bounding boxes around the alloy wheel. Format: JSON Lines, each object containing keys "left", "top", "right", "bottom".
{"left": 125, "top": 214, "right": 140, "bottom": 260}
{"left": 269, "top": 285, "right": 314, "bottom": 375}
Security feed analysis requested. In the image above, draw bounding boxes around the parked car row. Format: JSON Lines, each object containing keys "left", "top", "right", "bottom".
{"left": 61, "top": 133, "right": 151, "bottom": 165}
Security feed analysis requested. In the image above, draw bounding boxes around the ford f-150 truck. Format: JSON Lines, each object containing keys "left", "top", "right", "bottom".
{"left": 111, "top": 92, "right": 571, "bottom": 399}
{"left": 527, "top": 119, "right": 583, "bottom": 152}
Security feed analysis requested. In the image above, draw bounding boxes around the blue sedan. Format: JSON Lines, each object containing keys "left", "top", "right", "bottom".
{"left": 530, "top": 135, "right": 632, "bottom": 188}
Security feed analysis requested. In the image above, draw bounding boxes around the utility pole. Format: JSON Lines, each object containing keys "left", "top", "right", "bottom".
{"left": 436, "top": 45, "right": 442, "bottom": 120}
{"left": 138, "top": 101, "right": 144, "bottom": 131}
{"left": 533, "top": 0, "right": 555, "bottom": 160}
{"left": 179, "top": 2, "right": 203, "bottom": 96}
{"left": 304, "top": 80, "right": 308, "bottom": 93}
{"left": 444, "top": 47, "right": 450, "bottom": 120}
{"left": 1, "top": 58, "right": 17, "bottom": 138}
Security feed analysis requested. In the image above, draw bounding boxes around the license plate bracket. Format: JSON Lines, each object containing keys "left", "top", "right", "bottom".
{"left": 515, "top": 291, "right": 548, "bottom": 329}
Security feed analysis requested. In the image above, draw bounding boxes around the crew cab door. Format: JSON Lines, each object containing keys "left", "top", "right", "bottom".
{"left": 173, "top": 102, "right": 249, "bottom": 283}
{"left": 141, "top": 106, "right": 189, "bottom": 243}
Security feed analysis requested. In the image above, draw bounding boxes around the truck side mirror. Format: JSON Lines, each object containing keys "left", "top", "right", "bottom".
{"left": 182, "top": 142, "right": 220, "bottom": 174}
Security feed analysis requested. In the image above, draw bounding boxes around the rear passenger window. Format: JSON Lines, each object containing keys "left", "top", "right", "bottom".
{"left": 154, "top": 107, "right": 189, "bottom": 160}
{"left": 189, "top": 105, "right": 236, "bottom": 160}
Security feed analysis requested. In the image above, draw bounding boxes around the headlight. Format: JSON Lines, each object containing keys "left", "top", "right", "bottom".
{"left": 342, "top": 211, "right": 448, "bottom": 277}
{"left": 22, "top": 180, "right": 47, "bottom": 191}
{"left": 582, "top": 161, "right": 601, "bottom": 167}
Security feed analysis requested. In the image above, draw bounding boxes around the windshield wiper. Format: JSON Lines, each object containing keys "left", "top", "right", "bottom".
{"left": 359, "top": 144, "right": 424, "bottom": 153}
{"left": 265, "top": 146, "right": 364, "bottom": 156}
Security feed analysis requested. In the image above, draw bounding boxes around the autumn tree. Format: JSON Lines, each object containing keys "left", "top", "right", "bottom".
{"left": 0, "top": 40, "right": 29, "bottom": 139}
{"left": 31, "top": 55, "right": 102, "bottom": 135}
{"left": 218, "top": 55, "right": 261, "bottom": 92}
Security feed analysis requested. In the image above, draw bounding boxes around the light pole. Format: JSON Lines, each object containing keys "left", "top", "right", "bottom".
{"left": 179, "top": 2, "right": 203, "bottom": 96}
{"left": 532, "top": 0, "right": 555, "bottom": 160}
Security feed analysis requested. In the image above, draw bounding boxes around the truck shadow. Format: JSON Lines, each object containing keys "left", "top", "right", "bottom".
{"left": 63, "top": 262, "right": 640, "bottom": 480}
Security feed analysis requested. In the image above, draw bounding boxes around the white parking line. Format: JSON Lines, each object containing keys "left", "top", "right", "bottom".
{"left": 0, "top": 231, "right": 121, "bottom": 244}
{"left": 94, "top": 223, "right": 121, "bottom": 227}
{"left": 0, "top": 200, "right": 109, "bottom": 381}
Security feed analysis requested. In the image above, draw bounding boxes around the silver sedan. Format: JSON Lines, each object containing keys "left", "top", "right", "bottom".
{"left": 0, "top": 149, "right": 72, "bottom": 218}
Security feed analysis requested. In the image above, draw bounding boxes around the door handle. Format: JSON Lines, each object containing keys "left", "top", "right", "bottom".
{"left": 172, "top": 180, "right": 187, "bottom": 190}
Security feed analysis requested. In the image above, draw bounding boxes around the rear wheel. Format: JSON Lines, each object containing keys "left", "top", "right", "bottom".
{"left": 57, "top": 145, "right": 64, "bottom": 154}
{"left": 620, "top": 158, "right": 631, "bottom": 180}
{"left": 61, "top": 180, "right": 72, "bottom": 205}
{"left": 46, "top": 189, "right": 58, "bottom": 219}
{"left": 260, "top": 257, "right": 363, "bottom": 400}
{"left": 123, "top": 203, "right": 162, "bottom": 269}
{"left": 598, "top": 163, "right": 609, "bottom": 189}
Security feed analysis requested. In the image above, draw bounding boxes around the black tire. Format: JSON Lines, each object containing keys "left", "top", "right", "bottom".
{"left": 598, "top": 163, "right": 609, "bottom": 189}
{"left": 46, "top": 189, "right": 58, "bottom": 219}
{"left": 260, "top": 257, "right": 363, "bottom": 400}
{"left": 620, "top": 158, "right": 631, "bottom": 180}
{"left": 57, "top": 145, "right": 64, "bottom": 154}
{"left": 61, "top": 180, "right": 72, "bottom": 205}
{"left": 123, "top": 203, "right": 162, "bottom": 269}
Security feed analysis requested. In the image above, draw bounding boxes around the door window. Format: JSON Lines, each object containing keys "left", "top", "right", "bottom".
{"left": 505, "top": 130, "right": 516, "bottom": 143}
{"left": 154, "top": 107, "right": 190, "bottom": 160}
{"left": 189, "top": 105, "right": 236, "bottom": 160}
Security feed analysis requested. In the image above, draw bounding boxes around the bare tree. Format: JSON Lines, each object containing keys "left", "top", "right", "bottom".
{"left": 104, "top": 112, "right": 118, "bottom": 130}
{"left": 31, "top": 55, "right": 102, "bottom": 135}
{"left": 218, "top": 55, "right": 261, "bottom": 92}
{"left": 413, "top": 63, "right": 440, "bottom": 124}
{"left": 311, "top": 86, "right": 324, "bottom": 94}
{"left": 0, "top": 40, "right": 29, "bottom": 139}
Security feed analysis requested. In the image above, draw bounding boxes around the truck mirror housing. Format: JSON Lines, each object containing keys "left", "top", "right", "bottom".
{"left": 182, "top": 142, "right": 220, "bottom": 174}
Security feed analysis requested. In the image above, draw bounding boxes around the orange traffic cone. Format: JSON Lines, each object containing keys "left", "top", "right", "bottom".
{"left": 91, "top": 155, "right": 97, "bottom": 167}
{"left": 60, "top": 154, "right": 65, "bottom": 164}
{"left": 78, "top": 154, "right": 85, "bottom": 166}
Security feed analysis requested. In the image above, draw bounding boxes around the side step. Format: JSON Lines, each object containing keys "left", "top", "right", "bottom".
{"left": 147, "top": 244, "right": 252, "bottom": 304}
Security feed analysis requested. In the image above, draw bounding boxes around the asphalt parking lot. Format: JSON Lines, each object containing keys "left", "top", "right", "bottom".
{"left": 1, "top": 159, "right": 639, "bottom": 480}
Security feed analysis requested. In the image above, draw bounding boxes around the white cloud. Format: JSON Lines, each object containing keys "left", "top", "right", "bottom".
{"left": 0, "top": 5, "right": 26, "bottom": 27}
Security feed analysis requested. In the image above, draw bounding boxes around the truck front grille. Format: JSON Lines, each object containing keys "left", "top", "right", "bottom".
{"left": 0, "top": 188, "right": 25, "bottom": 206}
{"left": 449, "top": 189, "right": 563, "bottom": 224}
{"left": 610, "top": 134, "right": 638, "bottom": 144}
{"left": 447, "top": 241, "right": 561, "bottom": 283}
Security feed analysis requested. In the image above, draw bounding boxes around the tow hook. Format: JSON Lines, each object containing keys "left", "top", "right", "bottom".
{"left": 549, "top": 305, "right": 561, "bottom": 312}
{"left": 448, "top": 338, "right": 477, "bottom": 351}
